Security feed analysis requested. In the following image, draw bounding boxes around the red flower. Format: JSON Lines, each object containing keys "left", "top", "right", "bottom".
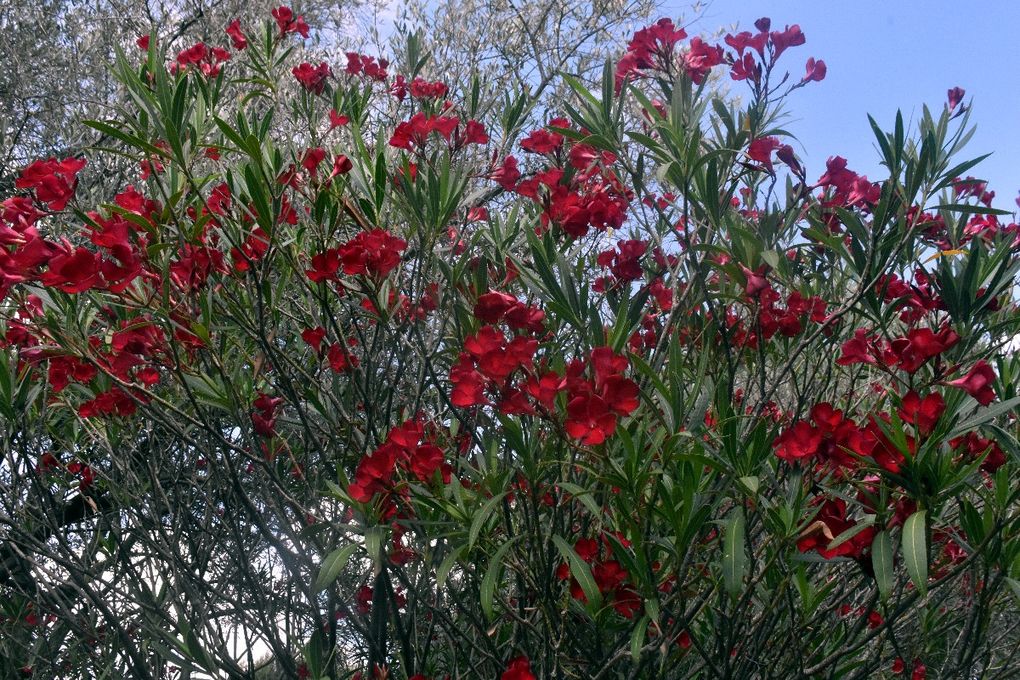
{"left": 597, "top": 240, "right": 646, "bottom": 283}
{"left": 683, "top": 38, "right": 724, "bottom": 84}
{"left": 329, "top": 109, "right": 350, "bottom": 129}
{"left": 272, "top": 6, "right": 309, "bottom": 38}
{"left": 450, "top": 354, "right": 489, "bottom": 407}
{"left": 891, "top": 327, "right": 959, "bottom": 373}
{"left": 225, "top": 19, "right": 248, "bottom": 50}
{"left": 801, "top": 57, "right": 826, "bottom": 83}
{"left": 797, "top": 498, "right": 875, "bottom": 560}
{"left": 563, "top": 393, "right": 616, "bottom": 445}
{"left": 898, "top": 391, "right": 945, "bottom": 436}
{"left": 331, "top": 155, "right": 354, "bottom": 178}
{"left": 491, "top": 156, "right": 521, "bottom": 190}
{"left": 747, "top": 137, "right": 780, "bottom": 173}
{"left": 520, "top": 126, "right": 564, "bottom": 154}
{"left": 464, "top": 119, "right": 489, "bottom": 145}
{"left": 40, "top": 244, "right": 102, "bottom": 293}
{"left": 327, "top": 342, "right": 359, "bottom": 372}
{"left": 947, "top": 86, "right": 965, "bottom": 112}
{"left": 306, "top": 248, "right": 340, "bottom": 282}
{"left": 301, "top": 147, "right": 326, "bottom": 176}
{"left": 773, "top": 420, "right": 822, "bottom": 462}
{"left": 947, "top": 360, "right": 996, "bottom": 405}
{"left": 338, "top": 229, "right": 406, "bottom": 277}
{"left": 473, "top": 291, "right": 518, "bottom": 322}
{"left": 501, "top": 656, "right": 536, "bottom": 680}
{"left": 850, "top": 417, "right": 910, "bottom": 474}
{"left": 252, "top": 393, "right": 283, "bottom": 437}
{"left": 769, "top": 24, "right": 806, "bottom": 60}
{"left": 293, "top": 62, "right": 331, "bottom": 94}
{"left": 15, "top": 157, "right": 86, "bottom": 211}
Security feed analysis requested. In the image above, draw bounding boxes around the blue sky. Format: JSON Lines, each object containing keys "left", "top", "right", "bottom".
{"left": 667, "top": 0, "right": 1020, "bottom": 211}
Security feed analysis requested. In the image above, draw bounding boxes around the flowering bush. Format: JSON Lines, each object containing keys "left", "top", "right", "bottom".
{"left": 1, "top": 9, "right": 1018, "bottom": 679}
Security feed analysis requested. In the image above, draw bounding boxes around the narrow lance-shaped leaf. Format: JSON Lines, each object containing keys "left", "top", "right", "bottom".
{"left": 723, "top": 507, "right": 746, "bottom": 599}
{"left": 314, "top": 544, "right": 360, "bottom": 593}
{"left": 902, "top": 510, "right": 928, "bottom": 596}
{"left": 872, "top": 531, "right": 894, "bottom": 602}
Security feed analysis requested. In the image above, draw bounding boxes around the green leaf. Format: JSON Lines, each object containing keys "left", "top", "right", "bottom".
{"left": 872, "top": 531, "right": 894, "bottom": 602}
{"left": 935, "top": 203, "right": 1011, "bottom": 216}
{"left": 902, "top": 510, "right": 928, "bottom": 596}
{"left": 314, "top": 544, "right": 359, "bottom": 592}
{"left": 84, "top": 119, "right": 165, "bottom": 157}
{"left": 630, "top": 615, "right": 650, "bottom": 662}
{"left": 480, "top": 537, "right": 520, "bottom": 622}
{"left": 1005, "top": 577, "right": 1020, "bottom": 606}
{"left": 436, "top": 545, "right": 465, "bottom": 589}
{"left": 722, "top": 507, "right": 746, "bottom": 599}
{"left": 948, "top": 396, "right": 1020, "bottom": 439}
{"left": 365, "top": 526, "right": 386, "bottom": 576}
{"left": 552, "top": 534, "right": 602, "bottom": 610}
{"left": 468, "top": 492, "right": 507, "bottom": 551}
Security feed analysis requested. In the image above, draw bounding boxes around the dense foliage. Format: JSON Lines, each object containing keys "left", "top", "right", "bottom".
{"left": 1, "top": 8, "right": 1019, "bottom": 679}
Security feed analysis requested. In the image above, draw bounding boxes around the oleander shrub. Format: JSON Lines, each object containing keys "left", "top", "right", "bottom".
{"left": 1, "top": 9, "right": 1018, "bottom": 679}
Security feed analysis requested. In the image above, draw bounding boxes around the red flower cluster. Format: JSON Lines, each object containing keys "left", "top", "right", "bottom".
{"left": 306, "top": 229, "right": 406, "bottom": 282}
{"left": 556, "top": 534, "right": 641, "bottom": 618}
{"left": 501, "top": 656, "right": 536, "bottom": 680}
{"left": 773, "top": 402, "right": 858, "bottom": 466}
{"left": 773, "top": 390, "right": 949, "bottom": 475}
{"left": 174, "top": 42, "right": 232, "bottom": 77}
{"left": 614, "top": 18, "right": 687, "bottom": 89}
{"left": 875, "top": 271, "right": 943, "bottom": 324}
{"left": 348, "top": 419, "right": 449, "bottom": 506}
{"left": 951, "top": 431, "right": 1006, "bottom": 473}
{"left": 511, "top": 122, "right": 632, "bottom": 239}
{"left": 797, "top": 497, "right": 875, "bottom": 560}
{"left": 450, "top": 325, "right": 539, "bottom": 411}
{"left": 14, "top": 157, "right": 86, "bottom": 211}
{"left": 728, "top": 272, "right": 828, "bottom": 348}
{"left": 339, "top": 229, "right": 406, "bottom": 277}
{"left": 472, "top": 291, "right": 545, "bottom": 333}
{"left": 389, "top": 113, "right": 487, "bottom": 150}
{"left": 814, "top": 156, "right": 881, "bottom": 208}
{"left": 77, "top": 387, "right": 144, "bottom": 419}
{"left": 252, "top": 393, "right": 283, "bottom": 437}
{"left": 272, "top": 6, "right": 309, "bottom": 38}
{"left": 409, "top": 77, "right": 448, "bottom": 99}
{"left": 564, "top": 347, "right": 639, "bottom": 445}
{"left": 595, "top": 239, "right": 647, "bottom": 290}
{"left": 345, "top": 53, "right": 388, "bottom": 80}
{"left": 837, "top": 326, "right": 959, "bottom": 374}
{"left": 293, "top": 62, "right": 331, "bottom": 94}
